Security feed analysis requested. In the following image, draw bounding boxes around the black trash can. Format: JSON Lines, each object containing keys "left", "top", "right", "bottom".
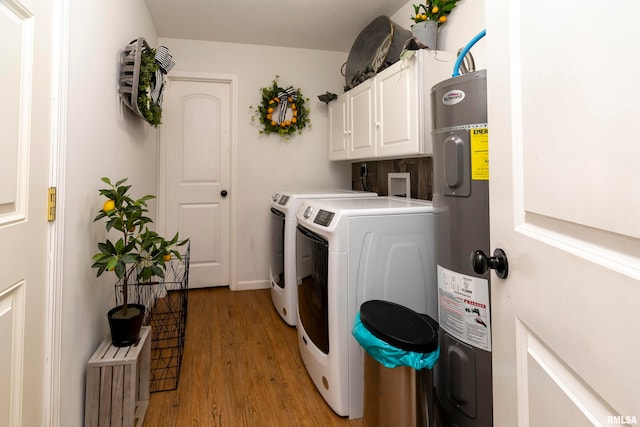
{"left": 354, "top": 300, "right": 439, "bottom": 427}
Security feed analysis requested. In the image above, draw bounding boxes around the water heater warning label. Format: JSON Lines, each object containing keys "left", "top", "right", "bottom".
{"left": 470, "top": 128, "right": 489, "bottom": 180}
{"left": 438, "top": 265, "right": 492, "bottom": 352}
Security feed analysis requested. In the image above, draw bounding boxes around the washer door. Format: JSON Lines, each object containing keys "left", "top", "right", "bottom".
{"left": 270, "top": 208, "right": 286, "bottom": 289}
{"left": 296, "top": 225, "right": 329, "bottom": 354}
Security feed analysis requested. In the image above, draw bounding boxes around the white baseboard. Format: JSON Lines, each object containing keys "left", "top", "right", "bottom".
{"left": 234, "top": 280, "right": 270, "bottom": 291}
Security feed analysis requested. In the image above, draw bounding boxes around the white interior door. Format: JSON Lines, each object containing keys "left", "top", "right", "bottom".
{"left": 0, "top": 0, "right": 54, "bottom": 425}
{"left": 487, "top": 0, "right": 640, "bottom": 425}
{"left": 160, "top": 74, "right": 233, "bottom": 288}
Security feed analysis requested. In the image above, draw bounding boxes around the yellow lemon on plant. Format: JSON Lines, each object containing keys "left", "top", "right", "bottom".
{"left": 421, "top": 13, "right": 427, "bottom": 20}
{"left": 291, "top": 104, "right": 297, "bottom": 110}
{"left": 271, "top": 120, "right": 277, "bottom": 126}
{"left": 268, "top": 100, "right": 275, "bottom": 105}
{"left": 266, "top": 114, "right": 272, "bottom": 120}
{"left": 431, "top": 6, "right": 439, "bottom": 13}
{"left": 102, "top": 199, "right": 115, "bottom": 213}
{"left": 439, "top": 15, "right": 447, "bottom": 23}
{"left": 288, "top": 97, "right": 293, "bottom": 102}
{"left": 291, "top": 117, "right": 297, "bottom": 124}
{"left": 267, "top": 107, "right": 274, "bottom": 113}
{"left": 415, "top": 13, "right": 421, "bottom": 20}
{"left": 163, "top": 254, "right": 172, "bottom": 262}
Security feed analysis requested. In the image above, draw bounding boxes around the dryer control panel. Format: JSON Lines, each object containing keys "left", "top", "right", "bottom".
{"left": 314, "top": 210, "right": 335, "bottom": 227}
{"left": 302, "top": 206, "right": 335, "bottom": 227}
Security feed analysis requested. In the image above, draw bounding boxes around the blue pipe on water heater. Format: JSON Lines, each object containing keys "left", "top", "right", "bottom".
{"left": 452, "top": 29, "right": 486, "bottom": 77}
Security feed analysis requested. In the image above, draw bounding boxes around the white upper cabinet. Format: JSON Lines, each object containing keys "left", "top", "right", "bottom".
{"left": 328, "top": 91, "right": 349, "bottom": 160}
{"left": 348, "top": 78, "right": 376, "bottom": 159}
{"left": 328, "top": 49, "right": 455, "bottom": 161}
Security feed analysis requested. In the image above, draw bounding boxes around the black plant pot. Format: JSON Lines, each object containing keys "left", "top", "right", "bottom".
{"left": 107, "top": 303, "right": 145, "bottom": 347}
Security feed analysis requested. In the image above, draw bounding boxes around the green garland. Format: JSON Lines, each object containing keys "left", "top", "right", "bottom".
{"left": 137, "top": 47, "right": 162, "bottom": 127}
{"left": 252, "top": 76, "right": 310, "bottom": 137}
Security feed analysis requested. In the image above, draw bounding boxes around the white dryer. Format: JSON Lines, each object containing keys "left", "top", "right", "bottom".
{"left": 295, "top": 196, "right": 441, "bottom": 418}
{"left": 270, "top": 189, "right": 376, "bottom": 326}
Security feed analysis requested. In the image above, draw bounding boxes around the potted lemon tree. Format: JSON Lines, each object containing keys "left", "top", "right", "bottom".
{"left": 92, "top": 177, "right": 188, "bottom": 347}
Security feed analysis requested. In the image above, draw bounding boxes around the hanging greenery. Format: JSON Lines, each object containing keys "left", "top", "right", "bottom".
{"left": 137, "top": 46, "right": 162, "bottom": 127}
{"left": 251, "top": 76, "right": 310, "bottom": 137}
{"left": 119, "top": 38, "right": 175, "bottom": 128}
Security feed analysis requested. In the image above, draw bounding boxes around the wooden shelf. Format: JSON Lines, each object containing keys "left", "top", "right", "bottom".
{"left": 85, "top": 326, "right": 151, "bottom": 427}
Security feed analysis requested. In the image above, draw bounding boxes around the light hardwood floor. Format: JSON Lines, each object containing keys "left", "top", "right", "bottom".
{"left": 143, "top": 287, "right": 362, "bottom": 427}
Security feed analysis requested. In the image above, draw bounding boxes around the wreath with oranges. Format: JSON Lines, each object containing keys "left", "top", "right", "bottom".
{"left": 252, "top": 76, "right": 310, "bottom": 137}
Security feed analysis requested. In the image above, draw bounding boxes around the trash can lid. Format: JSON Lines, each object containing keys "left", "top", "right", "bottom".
{"left": 360, "top": 300, "right": 438, "bottom": 353}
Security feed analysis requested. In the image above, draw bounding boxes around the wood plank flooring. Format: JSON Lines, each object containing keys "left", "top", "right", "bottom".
{"left": 143, "top": 288, "right": 362, "bottom": 427}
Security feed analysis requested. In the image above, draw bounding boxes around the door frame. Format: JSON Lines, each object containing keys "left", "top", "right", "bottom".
{"left": 45, "top": 0, "right": 68, "bottom": 425}
{"left": 157, "top": 71, "right": 239, "bottom": 290}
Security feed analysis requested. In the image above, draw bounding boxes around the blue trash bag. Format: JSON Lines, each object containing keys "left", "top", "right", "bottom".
{"left": 352, "top": 312, "right": 440, "bottom": 370}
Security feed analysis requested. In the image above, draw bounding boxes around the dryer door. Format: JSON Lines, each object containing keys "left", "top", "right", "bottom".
{"left": 296, "top": 225, "right": 329, "bottom": 354}
{"left": 270, "top": 208, "right": 286, "bottom": 289}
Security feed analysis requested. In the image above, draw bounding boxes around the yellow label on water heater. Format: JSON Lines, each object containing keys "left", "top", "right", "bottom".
{"left": 470, "top": 128, "right": 489, "bottom": 180}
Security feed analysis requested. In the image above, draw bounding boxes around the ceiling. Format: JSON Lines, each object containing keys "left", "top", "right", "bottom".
{"left": 144, "top": 0, "right": 410, "bottom": 52}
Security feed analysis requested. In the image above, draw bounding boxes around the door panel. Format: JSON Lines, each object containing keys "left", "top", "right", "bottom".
{"left": 162, "top": 77, "right": 232, "bottom": 288}
{"left": 349, "top": 79, "right": 376, "bottom": 158}
{"left": 376, "top": 59, "right": 418, "bottom": 156}
{"left": 0, "top": 0, "right": 53, "bottom": 425}
{"left": 0, "top": 283, "right": 25, "bottom": 427}
{"left": 328, "top": 92, "right": 349, "bottom": 160}
{"left": 487, "top": 0, "right": 640, "bottom": 424}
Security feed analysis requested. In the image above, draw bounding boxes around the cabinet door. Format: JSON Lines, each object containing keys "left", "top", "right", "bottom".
{"left": 349, "top": 79, "right": 377, "bottom": 159}
{"left": 376, "top": 57, "right": 419, "bottom": 158}
{"left": 328, "top": 92, "right": 349, "bottom": 160}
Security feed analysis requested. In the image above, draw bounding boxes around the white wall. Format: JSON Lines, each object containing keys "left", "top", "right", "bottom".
{"left": 391, "top": 0, "right": 487, "bottom": 71}
{"left": 60, "top": 0, "right": 158, "bottom": 424}
{"left": 157, "top": 38, "right": 352, "bottom": 288}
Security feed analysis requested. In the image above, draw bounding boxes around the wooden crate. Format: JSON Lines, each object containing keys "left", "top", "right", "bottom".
{"left": 85, "top": 326, "right": 151, "bottom": 427}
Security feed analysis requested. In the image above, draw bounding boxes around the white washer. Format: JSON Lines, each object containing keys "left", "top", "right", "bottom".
{"left": 270, "top": 189, "right": 376, "bottom": 326}
{"left": 295, "top": 196, "right": 440, "bottom": 419}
